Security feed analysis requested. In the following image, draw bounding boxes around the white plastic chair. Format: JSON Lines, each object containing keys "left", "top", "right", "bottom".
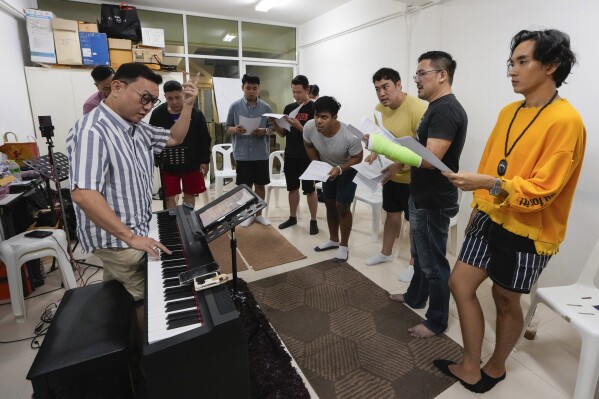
{"left": 351, "top": 185, "right": 383, "bottom": 243}
{"left": 264, "top": 151, "right": 287, "bottom": 218}
{"left": 520, "top": 239, "right": 599, "bottom": 399}
{"left": 0, "top": 229, "right": 77, "bottom": 323}
{"left": 447, "top": 189, "right": 465, "bottom": 255}
{"left": 212, "top": 144, "right": 236, "bottom": 198}
{"left": 200, "top": 163, "right": 211, "bottom": 205}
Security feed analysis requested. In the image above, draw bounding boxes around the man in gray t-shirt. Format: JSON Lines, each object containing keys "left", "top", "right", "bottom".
{"left": 303, "top": 96, "right": 363, "bottom": 262}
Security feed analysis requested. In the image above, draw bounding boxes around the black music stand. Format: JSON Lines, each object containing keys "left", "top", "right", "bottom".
{"left": 196, "top": 184, "right": 266, "bottom": 294}
{"left": 155, "top": 147, "right": 188, "bottom": 210}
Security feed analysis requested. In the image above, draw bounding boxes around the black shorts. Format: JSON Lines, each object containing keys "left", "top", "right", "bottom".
{"left": 458, "top": 212, "right": 551, "bottom": 293}
{"left": 382, "top": 181, "right": 410, "bottom": 220}
{"left": 235, "top": 160, "right": 270, "bottom": 186}
{"left": 284, "top": 157, "right": 316, "bottom": 194}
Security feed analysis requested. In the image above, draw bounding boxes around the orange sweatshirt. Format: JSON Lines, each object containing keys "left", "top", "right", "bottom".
{"left": 473, "top": 99, "right": 585, "bottom": 255}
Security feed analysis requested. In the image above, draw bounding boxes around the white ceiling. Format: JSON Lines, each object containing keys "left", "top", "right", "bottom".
{"left": 132, "top": 0, "right": 434, "bottom": 25}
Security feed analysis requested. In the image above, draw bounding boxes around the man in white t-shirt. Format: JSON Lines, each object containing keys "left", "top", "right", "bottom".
{"left": 303, "top": 96, "right": 363, "bottom": 262}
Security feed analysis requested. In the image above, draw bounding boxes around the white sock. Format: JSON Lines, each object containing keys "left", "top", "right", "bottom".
{"left": 366, "top": 253, "right": 393, "bottom": 266}
{"left": 336, "top": 246, "right": 348, "bottom": 259}
{"left": 318, "top": 240, "right": 339, "bottom": 250}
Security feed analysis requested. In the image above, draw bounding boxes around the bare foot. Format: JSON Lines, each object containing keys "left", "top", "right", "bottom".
{"left": 389, "top": 293, "right": 406, "bottom": 303}
{"left": 408, "top": 323, "right": 437, "bottom": 338}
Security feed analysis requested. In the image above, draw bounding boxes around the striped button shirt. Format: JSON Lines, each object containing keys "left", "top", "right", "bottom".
{"left": 67, "top": 102, "right": 168, "bottom": 253}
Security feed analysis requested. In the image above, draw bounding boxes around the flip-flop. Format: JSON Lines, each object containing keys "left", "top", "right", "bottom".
{"left": 314, "top": 245, "right": 339, "bottom": 252}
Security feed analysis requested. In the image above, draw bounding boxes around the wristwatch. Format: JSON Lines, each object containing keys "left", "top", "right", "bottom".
{"left": 489, "top": 178, "right": 503, "bottom": 196}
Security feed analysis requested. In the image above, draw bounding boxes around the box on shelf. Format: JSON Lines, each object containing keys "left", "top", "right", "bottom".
{"left": 78, "top": 21, "right": 98, "bottom": 33}
{"left": 52, "top": 18, "right": 82, "bottom": 65}
{"left": 79, "top": 32, "right": 109, "bottom": 66}
{"left": 25, "top": 9, "right": 56, "bottom": 64}
{"left": 108, "top": 38, "right": 132, "bottom": 68}
{"left": 132, "top": 45, "right": 163, "bottom": 64}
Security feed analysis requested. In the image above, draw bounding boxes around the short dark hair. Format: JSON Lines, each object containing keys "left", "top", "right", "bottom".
{"left": 163, "top": 80, "right": 182, "bottom": 93}
{"left": 91, "top": 65, "right": 114, "bottom": 82}
{"left": 291, "top": 75, "right": 309, "bottom": 90}
{"left": 510, "top": 29, "right": 576, "bottom": 88}
{"left": 113, "top": 63, "right": 162, "bottom": 85}
{"left": 418, "top": 51, "right": 457, "bottom": 84}
{"left": 309, "top": 84, "right": 320, "bottom": 96}
{"left": 314, "top": 96, "right": 341, "bottom": 116}
{"left": 242, "top": 74, "right": 260, "bottom": 86}
{"left": 372, "top": 67, "right": 401, "bottom": 84}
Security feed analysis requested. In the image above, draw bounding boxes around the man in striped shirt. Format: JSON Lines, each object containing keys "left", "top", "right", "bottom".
{"left": 67, "top": 63, "right": 198, "bottom": 329}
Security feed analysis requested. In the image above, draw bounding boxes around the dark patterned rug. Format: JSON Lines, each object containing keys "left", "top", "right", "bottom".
{"left": 248, "top": 260, "right": 463, "bottom": 399}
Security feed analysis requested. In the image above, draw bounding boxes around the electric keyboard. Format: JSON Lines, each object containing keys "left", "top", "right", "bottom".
{"left": 143, "top": 206, "right": 250, "bottom": 399}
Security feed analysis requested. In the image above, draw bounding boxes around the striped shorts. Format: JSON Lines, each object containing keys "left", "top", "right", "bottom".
{"left": 458, "top": 212, "right": 551, "bottom": 293}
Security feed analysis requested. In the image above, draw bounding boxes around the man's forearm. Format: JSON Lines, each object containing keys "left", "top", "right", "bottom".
{"left": 71, "top": 188, "right": 135, "bottom": 245}
{"left": 304, "top": 143, "right": 319, "bottom": 161}
{"left": 169, "top": 105, "right": 193, "bottom": 145}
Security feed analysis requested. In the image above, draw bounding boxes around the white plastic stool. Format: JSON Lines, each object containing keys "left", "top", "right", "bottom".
{"left": 0, "top": 229, "right": 77, "bottom": 323}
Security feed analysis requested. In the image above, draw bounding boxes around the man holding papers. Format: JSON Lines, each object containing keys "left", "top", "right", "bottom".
{"left": 270, "top": 75, "right": 319, "bottom": 235}
{"left": 226, "top": 73, "right": 273, "bottom": 227}
{"left": 304, "top": 97, "right": 363, "bottom": 262}
{"left": 365, "top": 68, "right": 427, "bottom": 283}
{"left": 366, "top": 51, "right": 467, "bottom": 339}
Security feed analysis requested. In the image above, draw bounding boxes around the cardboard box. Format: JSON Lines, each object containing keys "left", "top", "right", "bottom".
{"left": 78, "top": 21, "right": 98, "bottom": 33}
{"left": 52, "top": 18, "right": 82, "bottom": 65}
{"left": 132, "top": 45, "right": 163, "bottom": 64}
{"left": 108, "top": 38, "right": 132, "bottom": 68}
{"left": 108, "top": 38, "right": 132, "bottom": 51}
{"left": 79, "top": 32, "right": 110, "bottom": 66}
{"left": 109, "top": 50, "right": 132, "bottom": 68}
{"left": 25, "top": 9, "right": 56, "bottom": 64}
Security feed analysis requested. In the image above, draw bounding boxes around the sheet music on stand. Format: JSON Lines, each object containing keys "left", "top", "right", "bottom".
{"left": 196, "top": 184, "right": 266, "bottom": 243}
{"left": 23, "top": 152, "right": 69, "bottom": 181}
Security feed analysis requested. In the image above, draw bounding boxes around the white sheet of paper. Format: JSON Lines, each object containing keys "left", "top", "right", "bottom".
{"left": 374, "top": 110, "right": 384, "bottom": 127}
{"left": 299, "top": 160, "right": 334, "bottom": 182}
{"left": 353, "top": 172, "right": 382, "bottom": 192}
{"left": 288, "top": 104, "right": 302, "bottom": 119}
{"left": 358, "top": 117, "right": 396, "bottom": 142}
{"left": 348, "top": 124, "right": 365, "bottom": 139}
{"left": 351, "top": 159, "right": 392, "bottom": 180}
{"left": 238, "top": 115, "right": 262, "bottom": 136}
{"left": 396, "top": 136, "right": 452, "bottom": 172}
{"left": 263, "top": 113, "right": 291, "bottom": 131}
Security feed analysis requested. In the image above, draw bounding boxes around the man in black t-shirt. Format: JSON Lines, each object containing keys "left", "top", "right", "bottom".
{"left": 389, "top": 51, "right": 467, "bottom": 339}
{"left": 150, "top": 80, "right": 211, "bottom": 209}
{"left": 270, "top": 75, "right": 319, "bottom": 235}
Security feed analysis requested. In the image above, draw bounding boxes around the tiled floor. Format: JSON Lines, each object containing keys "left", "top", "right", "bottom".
{"left": 0, "top": 187, "right": 596, "bottom": 399}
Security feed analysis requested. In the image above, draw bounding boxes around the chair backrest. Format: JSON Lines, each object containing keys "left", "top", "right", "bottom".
{"left": 269, "top": 150, "right": 285, "bottom": 181}
{"left": 577, "top": 239, "right": 599, "bottom": 286}
{"left": 212, "top": 144, "right": 235, "bottom": 173}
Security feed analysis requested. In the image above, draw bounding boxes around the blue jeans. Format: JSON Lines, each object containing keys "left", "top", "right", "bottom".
{"left": 404, "top": 197, "right": 459, "bottom": 334}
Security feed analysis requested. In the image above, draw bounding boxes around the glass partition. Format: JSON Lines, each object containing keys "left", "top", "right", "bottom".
{"left": 187, "top": 16, "right": 238, "bottom": 58}
{"left": 242, "top": 23, "right": 296, "bottom": 61}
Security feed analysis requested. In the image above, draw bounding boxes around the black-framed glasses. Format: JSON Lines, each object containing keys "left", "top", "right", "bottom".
{"left": 119, "top": 81, "right": 161, "bottom": 108}
{"left": 412, "top": 69, "right": 443, "bottom": 83}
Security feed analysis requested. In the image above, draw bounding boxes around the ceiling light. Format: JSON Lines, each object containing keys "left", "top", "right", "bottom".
{"left": 255, "top": 0, "right": 282, "bottom": 12}
{"left": 222, "top": 33, "right": 237, "bottom": 42}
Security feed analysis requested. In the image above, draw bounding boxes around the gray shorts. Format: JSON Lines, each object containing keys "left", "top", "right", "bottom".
{"left": 94, "top": 248, "right": 147, "bottom": 301}
{"left": 458, "top": 212, "right": 551, "bottom": 293}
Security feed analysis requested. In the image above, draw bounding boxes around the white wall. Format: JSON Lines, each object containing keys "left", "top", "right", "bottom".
{"left": 299, "top": 0, "right": 599, "bottom": 287}
{"left": 0, "top": 0, "right": 36, "bottom": 141}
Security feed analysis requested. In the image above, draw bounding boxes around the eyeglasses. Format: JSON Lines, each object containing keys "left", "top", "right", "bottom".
{"left": 413, "top": 69, "right": 443, "bottom": 83}
{"left": 119, "top": 81, "right": 161, "bottom": 108}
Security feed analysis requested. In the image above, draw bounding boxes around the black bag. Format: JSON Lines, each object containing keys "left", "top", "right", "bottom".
{"left": 99, "top": 2, "right": 142, "bottom": 41}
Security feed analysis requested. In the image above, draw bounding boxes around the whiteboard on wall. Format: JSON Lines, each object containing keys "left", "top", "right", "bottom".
{"left": 213, "top": 77, "right": 241, "bottom": 124}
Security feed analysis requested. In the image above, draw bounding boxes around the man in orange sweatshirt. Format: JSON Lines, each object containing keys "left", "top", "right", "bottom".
{"left": 435, "top": 29, "right": 586, "bottom": 393}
